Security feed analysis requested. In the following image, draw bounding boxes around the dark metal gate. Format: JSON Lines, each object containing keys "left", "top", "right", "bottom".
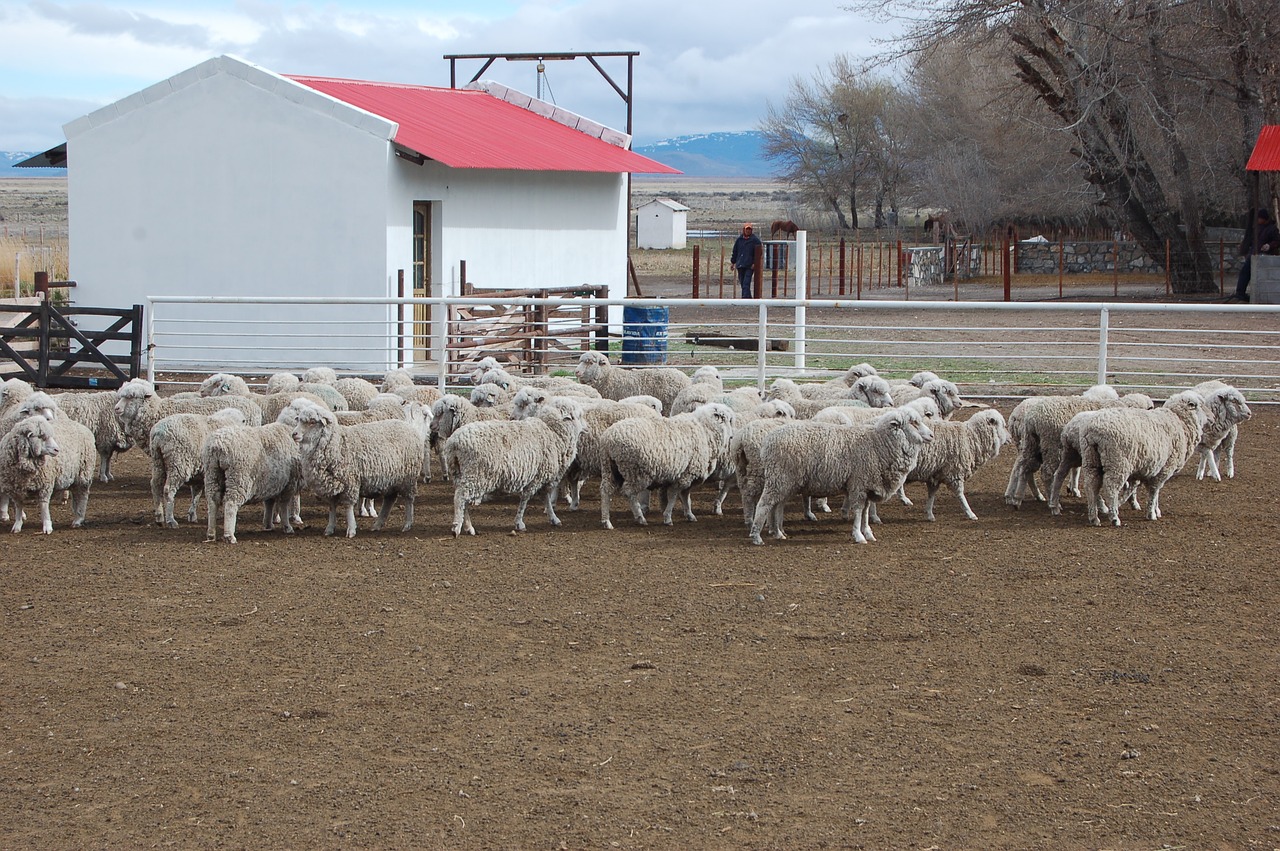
{"left": 0, "top": 299, "right": 144, "bottom": 389}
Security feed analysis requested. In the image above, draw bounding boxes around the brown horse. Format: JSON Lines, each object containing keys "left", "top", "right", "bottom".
{"left": 770, "top": 220, "right": 799, "bottom": 239}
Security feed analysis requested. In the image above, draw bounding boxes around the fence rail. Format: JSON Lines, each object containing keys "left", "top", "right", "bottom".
{"left": 145, "top": 295, "right": 1280, "bottom": 404}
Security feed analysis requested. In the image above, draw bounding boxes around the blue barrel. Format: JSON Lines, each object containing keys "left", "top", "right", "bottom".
{"left": 621, "top": 305, "right": 669, "bottom": 365}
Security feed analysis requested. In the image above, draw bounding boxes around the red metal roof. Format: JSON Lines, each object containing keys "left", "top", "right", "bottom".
{"left": 1246, "top": 125, "right": 1280, "bottom": 171}
{"left": 288, "top": 75, "right": 679, "bottom": 174}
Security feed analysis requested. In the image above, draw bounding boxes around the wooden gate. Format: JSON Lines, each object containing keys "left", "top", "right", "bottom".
{"left": 0, "top": 298, "right": 144, "bottom": 389}
{"left": 447, "top": 285, "right": 608, "bottom": 380}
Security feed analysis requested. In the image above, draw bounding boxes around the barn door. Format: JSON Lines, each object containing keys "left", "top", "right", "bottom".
{"left": 412, "top": 202, "right": 432, "bottom": 361}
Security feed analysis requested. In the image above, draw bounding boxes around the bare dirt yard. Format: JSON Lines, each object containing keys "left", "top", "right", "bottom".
{"left": 3, "top": 406, "right": 1278, "bottom": 849}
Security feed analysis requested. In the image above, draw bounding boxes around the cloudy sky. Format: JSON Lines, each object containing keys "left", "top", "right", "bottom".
{"left": 0, "top": 0, "right": 901, "bottom": 152}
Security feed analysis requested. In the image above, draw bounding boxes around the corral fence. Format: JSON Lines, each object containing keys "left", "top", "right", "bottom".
{"left": 1, "top": 295, "right": 144, "bottom": 389}
{"left": 145, "top": 295, "right": 1280, "bottom": 406}
{"left": 680, "top": 228, "right": 1249, "bottom": 299}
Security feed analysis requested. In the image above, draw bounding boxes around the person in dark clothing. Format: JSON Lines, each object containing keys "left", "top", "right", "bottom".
{"left": 1233, "top": 208, "right": 1280, "bottom": 302}
{"left": 730, "top": 222, "right": 763, "bottom": 299}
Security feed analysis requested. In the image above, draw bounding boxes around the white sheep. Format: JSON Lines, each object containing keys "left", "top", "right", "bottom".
{"left": 430, "top": 394, "right": 508, "bottom": 454}
{"left": 551, "top": 396, "right": 664, "bottom": 510}
{"left": 1005, "top": 391, "right": 1153, "bottom": 507}
{"left": 599, "top": 402, "right": 736, "bottom": 528}
{"left": 1, "top": 377, "right": 35, "bottom": 415}
{"left": 202, "top": 413, "right": 307, "bottom": 543}
{"left": 114, "top": 378, "right": 263, "bottom": 453}
{"left": 901, "top": 408, "right": 1011, "bottom": 520}
{"left": 1191, "top": 380, "right": 1251, "bottom": 481}
{"left": 290, "top": 401, "right": 425, "bottom": 538}
{"left": 443, "top": 395, "right": 586, "bottom": 535}
{"left": 51, "top": 390, "right": 136, "bottom": 482}
{"left": 731, "top": 400, "right": 799, "bottom": 524}
{"left": 1078, "top": 391, "right": 1209, "bottom": 527}
{"left": 333, "top": 376, "right": 381, "bottom": 411}
{"left": 149, "top": 407, "right": 248, "bottom": 527}
{"left": 382, "top": 369, "right": 445, "bottom": 406}
{"left": 575, "top": 351, "right": 691, "bottom": 415}
{"left": 0, "top": 414, "right": 95, "bottom": 534}
{"left": 0, "top": 390, "right": 57, "bottom": 436}
{"left": 265, "top": 372, "right": 300, "bottom": 394}
{"left": 302, "top": 366, "right": 339, "bottom": 385}
{"left": 475, "top": 366, "right": 602, "bottom": 400}
{"left": 889, "top": 377, "right": 964, "bottom": 418}
{"left": 748, "top": 406, "right": 934, "bottom": 545}
{"left": 1045, "top": 410, "right": 1139, "bottom": 518}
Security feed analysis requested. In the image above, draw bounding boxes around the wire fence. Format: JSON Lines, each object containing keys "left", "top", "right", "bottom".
{"left": 145, "top": 295, "right": 1280, "bottom": 405}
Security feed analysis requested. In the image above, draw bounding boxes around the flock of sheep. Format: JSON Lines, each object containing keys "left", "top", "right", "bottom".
{"left": 0, "top": 351, "right": 1253, "bottom": 542}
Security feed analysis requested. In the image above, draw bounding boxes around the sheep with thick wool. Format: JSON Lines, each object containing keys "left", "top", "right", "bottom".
{"left": 475, "top": 366, "right": 602, "bottom": 400}
{"left": 1, "top": 378, "right": 35, "bottom": 418}
{"left": 443, "top": 395, "right": 586, "bottom": 536}
{"left": 1004, "top": 390, "right": 1153, "bottom": 507}
{"left": 149, "top": 407, "right": 248, "bottom": 528}
{"left": 51, "top": 390, "right": 136, "bottom": 482}
{"left": 668, "top": 366, "right": 725, "bottom": 416}
{"left": 381, "top": 369, "right": 444, "bottom": 406}
{"left": 575, "top": 351, "right": 691, "bottom": 415}
{"left": 599, "top": 402, "right": 736, "bottom": 528}
{"left": 290, "top": 400, "right": 424, "bottom": 538}
{"left": 551, "top": 395, "right": 664, "bottom": 510}
{"left": 1190, "top": 380, "right": 1251, "bottom": 481}
{"left": 115, "top": 379, "right": 262, "bottom": 453}
{"left": 749, "top": 406, "right": 934, "bottom": 545}
{"left": 1045, "top": 410, "right": 1139, "bottom": 518}
{"left": 889, "top": 377, "right": 965, "bottom": 418}
{"left": 731, "top": 400, "right": 799, "bottom": 524}
{"left": 901, "top": 408, "right": 1011, "bottom": 521}
{"left": 1078, "top": 390, "right": 1209, "bottom": 527}
{"left": 202, "top": 409, "right": 309, "bottom": 543}
{"left": 0, "top": 414, "right": 95, "bottom": 534}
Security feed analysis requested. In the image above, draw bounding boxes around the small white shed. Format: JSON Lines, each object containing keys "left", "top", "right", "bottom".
{"left": 636, "top": 198, "right": 690, "bottom": 249}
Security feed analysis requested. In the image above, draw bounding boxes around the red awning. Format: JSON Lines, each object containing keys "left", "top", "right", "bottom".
{"left": 289, "top": 75, "right": 679, "bottom": 174}
{"left": 1246, "top": 125, "right": 1280, "bottom": 172}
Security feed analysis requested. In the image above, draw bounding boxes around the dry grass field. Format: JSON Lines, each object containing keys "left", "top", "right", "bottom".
{"left": 0, "top": 177, "right": 69, "bottom": 293}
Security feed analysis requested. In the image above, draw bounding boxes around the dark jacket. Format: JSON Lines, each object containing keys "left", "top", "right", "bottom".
{"left": 1239, "top": 215, "right": 1280, "bottom": 256}
{"left": 731, "top": 233, "right": 763, "bottom": 269}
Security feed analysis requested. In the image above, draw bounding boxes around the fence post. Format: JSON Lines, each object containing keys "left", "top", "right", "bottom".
{"left": 856, "top": 240, "right": 863, "bottom": 299}
{"left": 838, "top": 237, "right": 846, "bottom": 296}
{"left": 1165, "top": 239, "right": 1171, "bottom": 297}
{"left": 1097, "top": 306, "right": 1110, "bottom": 385}
{"left": 1002, "top": 232, "right": 1012, "bottom": 302}
{"left": 719, "top": 242, "right": 725, "bottom": 299}
{"left": 1219, "top": 237, "right": 1225, "bottom": 296}
{"left": 692, "top": 244, "right": 700, "bottom": 299}
{"left": 397, "top": 269, "right": 405, "bottom": 368}
{"left": 146, "top": 298, "right": 157, "bottom": 383}
{"left": 753, "top": 244, "right": 764, "bottom": 299}
{"left": 756, "top": 300, "right": 769, "bottom": 391}
{"left": 129, "top": 304, "right": 144, "bottom": 380}
{"left": 37, "top": 299, "right": 51, "bottom": 387}
{"left": 795, "top": 231, "right": 806, "bottom": 372}
{"left": 1112, "top": 239, "right": 1119, "bottom": 298}
{"left": 1058, "top": 237, "right": 1065, "bottom": 298}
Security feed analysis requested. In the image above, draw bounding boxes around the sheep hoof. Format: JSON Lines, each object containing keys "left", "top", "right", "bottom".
{"left": 602, "top": 520, "right": 613, "bottom": 530}
{"left": 223, "top": 535, "right": 237, "bottom": 544}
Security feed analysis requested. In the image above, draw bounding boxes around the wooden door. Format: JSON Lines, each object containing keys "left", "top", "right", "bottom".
{"left": 412, "top": 202, "right": 431, "bottom": 361}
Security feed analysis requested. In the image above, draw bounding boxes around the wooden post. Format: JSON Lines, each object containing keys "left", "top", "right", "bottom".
{"left": 896, "top": 240, "right": 903, "bottom": 289}
{"left": 460, "top": 260, "right": 469, "bottom": 295}
{"left": 1002, "top": 232, "right": 1011, "bottom": 302}
{"left": 1112, "top": 239, "right": 1119, "bottom": 298}
{"left": 692, "top": 243, "right": 700, "bottom": 299}
{"left": 856, "top": 240, "right": 863, "bottom": 298}
{"left": 719, "top": 242, "right": 725, "bottom": 299}
{"left": 771, "top": 247, "right": 779, "bottom": 298}
{"left": 1219, "top": 237, "right": 1225, "bottom": 296}
{"left": 838, "top": 237, "right": 846, "bottom": 296}
{"left": 1165, "top": 239, "right": 1171, "bottom": 296}
{"left": 1058, "top": 237, "right": 1065, "bottom": 298}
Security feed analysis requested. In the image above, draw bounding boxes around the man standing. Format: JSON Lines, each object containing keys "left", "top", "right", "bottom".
{"left": 1232, "top": 208, "right": 1279, "bottom": 303}
{"left": 730, "top": 222, "right": 763, "bottom": 299}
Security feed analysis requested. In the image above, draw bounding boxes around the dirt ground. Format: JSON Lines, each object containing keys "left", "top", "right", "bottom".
{"left": 3, "top": 403, "right": 1278, "bottom": 850}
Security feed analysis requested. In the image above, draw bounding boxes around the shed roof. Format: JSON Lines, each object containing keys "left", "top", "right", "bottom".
{"left": 638, "top": 198, "right": 691, "bottom": 212}
{"left": 1246, "top": 125, "right": 1280, "bottom": 171}
{"left": 289, "top": 75, "right": 679, "bottom": 174}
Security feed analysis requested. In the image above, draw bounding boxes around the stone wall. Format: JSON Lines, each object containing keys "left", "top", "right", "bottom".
{"left": 1016, "top": 240, "right": 1244, "bottom": 275}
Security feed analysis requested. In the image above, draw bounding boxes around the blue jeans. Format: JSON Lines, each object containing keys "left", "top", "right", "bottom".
{"left": 737, "top": 266, "right": 755, "bottom": 298}
{"left": 1235, "top": 256, "right": 1252, "bottom": 299}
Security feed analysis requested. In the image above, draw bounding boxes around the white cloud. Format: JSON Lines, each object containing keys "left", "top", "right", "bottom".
{"left": 0, "top": 0, "right": 902, "bottom": 151}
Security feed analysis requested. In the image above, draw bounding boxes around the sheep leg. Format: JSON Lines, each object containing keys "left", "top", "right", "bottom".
{"left": 815, "top": 496, "right": 832, "bottom": 513}
{"left": 1067, "top": 466, "right": 1082, "bottom": 497}
{"left": 848, "top": 498, "right": 869, "bottom": 543}
{"left": 1202, "top": 447, "right": 1223, "bottom": 482}
{"left": 679, "top": 487, "right": 697, "bottom": 523}
{"left": 950, "top": 479, "right": 977, "bottom": 521}
{"left": 923, "top": 482, "right": 942, "bottom": 521}
{"left": 289, "top": 494, "right": 303, "bottom": 529}
{"left": 1100, "top": 470, "right": 1125, "bottom": 527}
{"left": 98, "top": 449, "right": 113, "bottom": 483}
{"left": 894, "top": 485, "right": 912, "bottom": 507}
{"left": 36, "top": 490, "right": 53, "bottom": 534}
{"left": 748, "top": 497, "right": 773, "bottom": 545}
{"left": 660, "top": 488, "right": 680, "bottom": 525}
{"left": 69, "top": 483, "right": 90, "bottom": 528}
{"left": 1222, "top": 428, "right": 1238, "bottom": 478}
{"left": 222, "top": 499, "right": 241, "bottom": 543}
{"left": 0, "top": 494, "right": 9, "bottom": 523}
{"left": 10, "top": 496, "right": 26, "bottom": 533}
{"left": 565, "top": 475, "right": 584, "bottom": 511}
{"left": 542, "top": 489, "right": 562, "bottom": 528}
{"left": 262, "top": 500, "right": 276, "bottom": 531}
{"left": 712, "top": 479, "right": 730, "bottom": 516}
{"left": 625, "top": 483, "right": 649, "bottom": 526}
{"left": 323, "top": 500, "right": 339, "bottom": 537}
{"left": 360, "top": 496, "right": 377, "bottom": 518}
{"left": 867, "top": 500, "right": 882, "bottom": 525}
{"left": 204, "top": 489, "right": 220, "bottom": 541}
{"left": 399, "top": 492, "right": 415, "bottom": 533}
{"left": 1145, "top": 481, "right": 1164, "bottom": 521}
{"left": 739, "top": 475, "right": 761, "bottom": 525}
{"left": 184, "top": 483, "right": 202, "bottom": 525}
{"left": 451, "top": 488, "right": 474, "bottom": 537}
{"left": 343, "top": 501, "right": 359, "bottom": 538}
{"left": 803, "top": 497, "right": 818, "bottom": 522}
{"left": 372, "top": 494, "right": 396, "bottom": 531}
{"left": 599, "top": 470, "right": 615, "bottom": 530}
{"left": 150, "top": 458, "right": 166, "bottom": 525}
{"left": 513, "top": 493, "right": 532, "bottom": 531}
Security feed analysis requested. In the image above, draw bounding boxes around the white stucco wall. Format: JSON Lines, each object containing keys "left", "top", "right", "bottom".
{"left": 636, "top": 201, "right": 687, "bottom": 250}
{"left": 67, "top": 57, "right": 397, "bottom": 370}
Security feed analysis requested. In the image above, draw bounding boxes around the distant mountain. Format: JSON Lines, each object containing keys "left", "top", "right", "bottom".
{"left": 634, "top": 131, "right": 772, "bottom": 178}
{"left": 1, "top": 151, "right": 64, "bottom": 176}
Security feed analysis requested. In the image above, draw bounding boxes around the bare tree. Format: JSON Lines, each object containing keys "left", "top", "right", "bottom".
{"left": 844, "top": 0, "right": 1280, "bottom": 293}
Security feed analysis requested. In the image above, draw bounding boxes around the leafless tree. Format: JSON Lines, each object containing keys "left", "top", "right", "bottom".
{"left": 843, "top": 0, "right": 1280, "bottom": 293}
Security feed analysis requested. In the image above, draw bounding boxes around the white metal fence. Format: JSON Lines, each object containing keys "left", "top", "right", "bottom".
{"left": 146, "top": 295, "right": 1280, "bottom": 404}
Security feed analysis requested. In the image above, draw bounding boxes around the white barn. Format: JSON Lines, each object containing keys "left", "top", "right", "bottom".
{"left": 636, "top": 198, "right": 690, "bottom": 249}
{"left": 49, "top": 54, "right": 677, "bottom": 370}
